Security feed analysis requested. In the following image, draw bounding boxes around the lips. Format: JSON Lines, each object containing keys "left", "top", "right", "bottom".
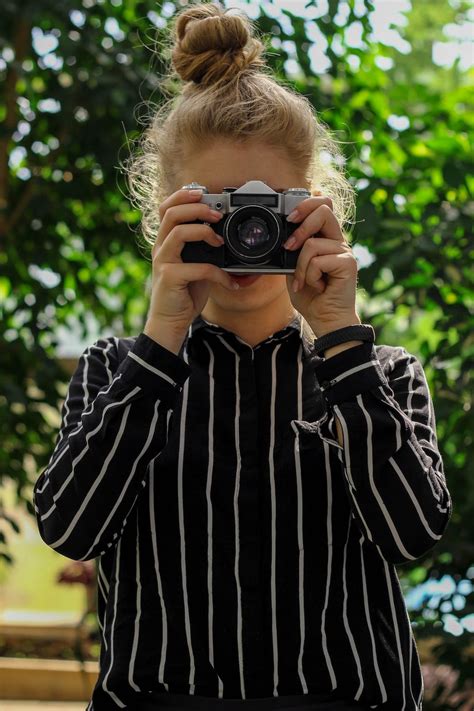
{"left": 232, "top": 274, "right": 261, "bottom": 287}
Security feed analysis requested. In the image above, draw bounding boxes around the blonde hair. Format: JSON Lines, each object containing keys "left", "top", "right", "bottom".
{"left": 122, "top": 1, "right": 357, "bottom": 341}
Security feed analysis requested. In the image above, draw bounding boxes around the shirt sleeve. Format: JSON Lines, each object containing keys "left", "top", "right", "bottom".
{"left": 33, "top": 332, "right": 191, "bottom": 562}
{"left": 293, "top": 341, "right": 453, "bottom": 565}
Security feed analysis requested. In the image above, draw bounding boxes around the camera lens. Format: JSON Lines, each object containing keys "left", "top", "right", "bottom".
{"left": 225, "top": 206, "right": 280, "bottom": 264}
{"left": 237, "top": 218, "right": 270, "bottom": 251}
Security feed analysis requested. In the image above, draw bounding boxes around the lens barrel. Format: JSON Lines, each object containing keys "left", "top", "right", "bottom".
{"left": 224, "top": 205, "right": 281, "bottom": 265}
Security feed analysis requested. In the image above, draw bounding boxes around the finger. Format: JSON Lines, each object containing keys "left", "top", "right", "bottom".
{"left": 154, "top": 223, "right": 224, "bottom": 264}
{"left": 153, "top": 203, "right": 222, "bottom": 259}
{"left": 285, "top": 204, "right": 344, "bottom": 252}
{"left": 158, "top": 261, "right": 239, "bottom": 292}
{"left": 286, "top": 194, "right": 334, "bottom": 224}
{"left": 299, "top": 252, "right": 358, "bottom": 292}
{"left": 154, "top": 188, "right": 218, "bottom": 253}
{"left": 305, "top": 258, "right": 327, "bottom": 293}
{"left": 292, "top": 236, "right": 347, "bottom": 290}
{"left": 158, "top": 188, "right": 204, "bottom": 222}
{"left": 161, "top": 202, "right": 222, "bottom": 235}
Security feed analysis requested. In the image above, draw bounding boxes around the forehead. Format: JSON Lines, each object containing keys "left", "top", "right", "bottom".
{"left": 182, "top": 141, "right": 307, "bottom": 193}
{"left": 209, "top": 184, "right": 286, "bottom": 193}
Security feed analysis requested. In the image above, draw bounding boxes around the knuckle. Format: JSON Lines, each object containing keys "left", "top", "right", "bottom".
{"left": 346, "top": 253, "right": 358, "bottom": 271}
{"left": 153, "top": 264, "right": 165, "bottom": 281}
{"left": 154, "top": 260, "right": 166, "bottom": 276}
{"left": 201, "top": 264, "right": 215, "bottom": 280}
{"left": 158, "top": 260, "right": 174, "bottom": 277}
{"left": 299, "top": 233, "right": 312, "bottom": 249}
{"left": 158, "top": 202, "right": 168, "bottom": 221}
{"left": 165, "top": 204, "right": 178, "bottom": 221}
{"left": 171, "top": 224, "right": 186, "bottom": 240}
{"left": 159, "top": 196, "right": 176, "bottom": 219}
{"left": 321, "top": 196, "right": 334, "bottom": 211}
{"left": 152, "top": 247, "right": 162, "bottom": 264}
{"left": 320, "top": 203, "right": 333, "bottom": 216}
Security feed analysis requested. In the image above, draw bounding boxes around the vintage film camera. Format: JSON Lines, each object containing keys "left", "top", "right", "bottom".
{"left": 180, "top": 180, "right": 311, "bottom": 274}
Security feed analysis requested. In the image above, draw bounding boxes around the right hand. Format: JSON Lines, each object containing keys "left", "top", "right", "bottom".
{"left": 145, "top": 188, "right": 240, "bottom": 339}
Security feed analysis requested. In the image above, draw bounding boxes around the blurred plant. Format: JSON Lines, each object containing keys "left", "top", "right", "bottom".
{"left": 56, "top": 558, "right": 98, "bottom": 664}
{"left": 422, "top": 662, "right": 474, "bottom": 710}
{"left": 57, "top": 559, "right": 97, "bottom": 614}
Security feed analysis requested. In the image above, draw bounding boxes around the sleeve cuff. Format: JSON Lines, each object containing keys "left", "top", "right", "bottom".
{"left": 314, "top": 341, "right": 388, "bottom": 405}
{"left": 115, "top": 332, "right": 192, "bottom": 408}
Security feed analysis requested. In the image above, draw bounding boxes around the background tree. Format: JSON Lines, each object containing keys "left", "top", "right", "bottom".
{"left": 1, "top": 0, "right": 472, "bottom": 706}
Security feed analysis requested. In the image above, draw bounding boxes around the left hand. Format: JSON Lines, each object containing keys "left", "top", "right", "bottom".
{"left": 284, "top": 191, "right": 361, "bottom": 336}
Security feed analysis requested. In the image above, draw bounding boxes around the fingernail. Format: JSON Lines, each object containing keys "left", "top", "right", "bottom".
{"left": 286, "top": 209, "right": 300, "bottom": 222}
{"left": 284, "top": 236, "right": 297, "bottom": 250}
{"left": 209, "top": 209, "right": 222, "bottom": 218}
{"left": 292, "top": 279, "right": 299, "bottom": 293}
{"left": 189, "top": 189, "right": 203, "bottom": 196}
{"left": 231, "top": 281, "right": 240, "bottom": 290}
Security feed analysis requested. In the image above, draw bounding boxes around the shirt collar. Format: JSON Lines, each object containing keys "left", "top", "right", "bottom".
{"left": 185, "top": 311, "right": 321, "bottom": 363}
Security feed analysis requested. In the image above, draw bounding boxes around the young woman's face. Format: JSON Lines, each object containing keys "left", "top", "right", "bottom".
{"left": 178, "top": 139, "right": 310, "bottom": 316}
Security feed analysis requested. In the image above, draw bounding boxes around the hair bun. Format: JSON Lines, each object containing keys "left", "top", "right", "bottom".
{"left": 171, "top": 3, "right": 266, "bottom": 87}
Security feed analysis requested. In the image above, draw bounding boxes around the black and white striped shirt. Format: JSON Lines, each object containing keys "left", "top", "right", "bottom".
{"left": 33, "top": 312, "right": 452, "bottom": 710}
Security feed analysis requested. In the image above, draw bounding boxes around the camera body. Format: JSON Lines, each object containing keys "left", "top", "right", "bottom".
{"left": 180, "top": 180, "right": 311, "bottom": 274}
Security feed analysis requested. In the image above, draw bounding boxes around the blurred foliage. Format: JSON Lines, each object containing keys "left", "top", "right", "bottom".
{"left": 0, "top": 0, "right": 472, "bottom": 706}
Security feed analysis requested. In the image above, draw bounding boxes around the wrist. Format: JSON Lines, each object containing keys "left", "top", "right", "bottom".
{"left": 323, "top": 340, "right": 364, "bottom": 359}
{"left": 143, "top": 319, "right": 187, "bottom": 356}
{"left": 309, "top": 316, "right": 374, "bottom": 359}
{"left": 309, "top": 314, "right": 362, "bottom": 339}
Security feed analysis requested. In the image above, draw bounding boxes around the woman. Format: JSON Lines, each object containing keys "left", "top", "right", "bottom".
{"left": 33, "top": 3, "right": 452, "bottom": 710}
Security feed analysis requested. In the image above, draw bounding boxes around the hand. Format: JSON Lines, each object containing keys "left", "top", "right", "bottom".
{"left": 146, "top": 188, "right": 240, "bottom": 337}
{"left": 284, "top": 191, "right": 360, "bottom": 336}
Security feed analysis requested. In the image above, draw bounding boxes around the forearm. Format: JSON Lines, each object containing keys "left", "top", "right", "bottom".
{"left": 34, "top": 334, "right": 191, "bottom": 561}
{"left": 304, "top": 341, "right": 452, "bottom": 563}
{"left": 330, "top": 389, "right": 452, "bottom": 563}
